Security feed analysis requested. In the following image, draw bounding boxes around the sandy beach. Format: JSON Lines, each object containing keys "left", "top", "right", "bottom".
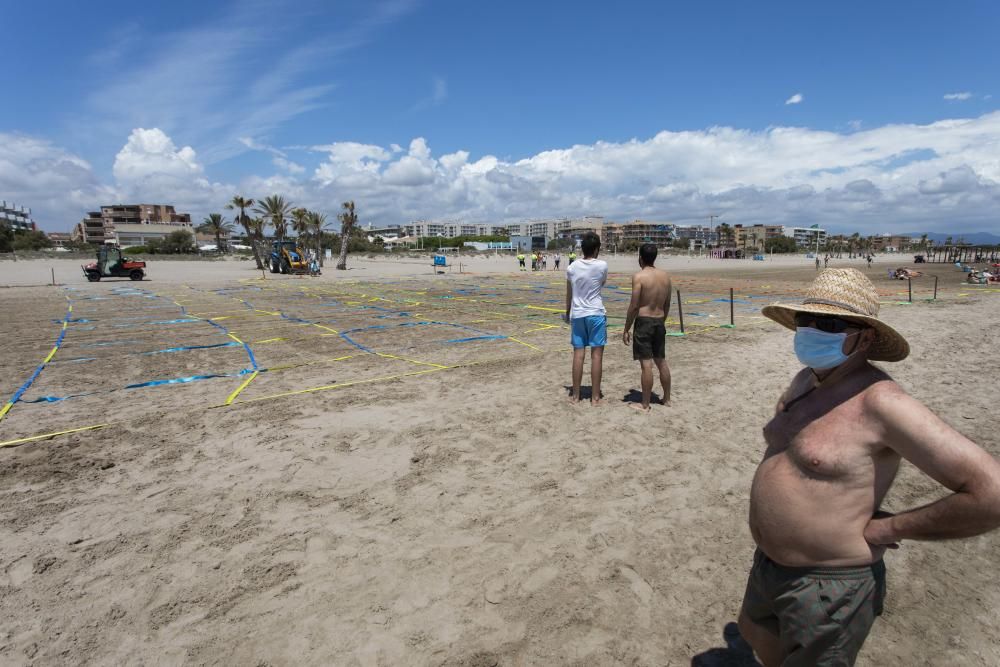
{"left": 1, "top": 255, "right": 998, "bottom": 665}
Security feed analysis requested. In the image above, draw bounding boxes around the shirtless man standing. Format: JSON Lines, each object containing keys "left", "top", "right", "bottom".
{"left": 622, "top": 243, "right": 672, "bottom": 411}
{"left": 739, "top": 268, "right": 1000, "bottom": 666}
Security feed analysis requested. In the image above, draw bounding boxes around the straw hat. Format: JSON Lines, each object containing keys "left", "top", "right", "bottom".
{"left": 761, "top": 268, "right": 910, "bottom": 362}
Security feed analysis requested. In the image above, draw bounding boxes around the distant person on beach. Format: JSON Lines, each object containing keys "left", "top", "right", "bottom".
{"left": 517, "top": 252, "right": 526, "bottom": 271}
{"left": 867, "top": 254, "right": 873, "bottom": 268}
{"left": 621, "top": 243, "right": 672, "bottom": 411}
{"left": 824, "top": 254, "right": 830, "bottom": 268}
{"left": 815, "top": 256, "right": 821, "bottom": 271}
{"left": 554, "top": 253, "right": 561, "bottom": 270}
{"left": 738, "top": 268, "right": 1000, "bottom": 666}
{"left": 568, "top": 250, "right": 577, "bottom": 265}
{"left": 565, "top": 232, "right": 608, "bottom": 405}
{"left": 541, "top": 253, "right": 547, "bottom": 271}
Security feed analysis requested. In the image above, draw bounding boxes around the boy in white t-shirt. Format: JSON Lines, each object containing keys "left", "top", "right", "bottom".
{"left": 564, "top": 232, "right": 608, "bottom": 404}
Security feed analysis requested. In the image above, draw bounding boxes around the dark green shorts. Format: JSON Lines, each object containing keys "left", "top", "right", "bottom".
{"left": 632, "top": 316, "right": 666, "bottom": 360}
{"left": 740, "top": 549, "right": 886, "bottom": 666}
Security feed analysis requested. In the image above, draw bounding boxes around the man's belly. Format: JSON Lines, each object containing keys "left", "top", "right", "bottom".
{"left": 749, "top": 457, "right": 882, "bottom": 567}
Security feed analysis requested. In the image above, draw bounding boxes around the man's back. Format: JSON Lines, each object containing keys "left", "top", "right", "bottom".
{"left": 633, "top": 267, "right": 672, "bottom": 318}
{"left": 567, "top": 258, "right": 608, "bottom": 318}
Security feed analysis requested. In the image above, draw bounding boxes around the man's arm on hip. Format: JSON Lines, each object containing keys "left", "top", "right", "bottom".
{"left": 866, "top": 383, "right": 1000, "bottom": 542}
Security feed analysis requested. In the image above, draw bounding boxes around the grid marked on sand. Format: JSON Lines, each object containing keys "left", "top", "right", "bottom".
{"left": 0, "top": 270, "right": 985, "bottom": 445}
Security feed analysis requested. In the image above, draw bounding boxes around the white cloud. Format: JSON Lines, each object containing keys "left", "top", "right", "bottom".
{"left": 785, "top": 93, "right": 804, "bottom": 105}
{"left": 114, "top": 128, "right": 202, "bottom": 184}
{"left": 82, "top": 1, "right": 417, "bottom": 165}
{"left": 0, "top": 133, "right": 116, "bottom": 228}
{"left": 943, "top": 92, "right": 973, "bottom": 101}
{"left": 239, "top": 137, "right": 304, "bottom": 174}
{"left": 8, "top": 113, "right": 1000, "bottom": 235}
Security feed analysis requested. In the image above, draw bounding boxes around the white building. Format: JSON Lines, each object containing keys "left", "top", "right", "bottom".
{"left": 783, "top": 226, "right": 827, "bottom": 249}
{"left": 114, "top": 223, "right": 195, "bottom": 248}
{"left": 1, "top": 200, "right": 35, "bottom": 231}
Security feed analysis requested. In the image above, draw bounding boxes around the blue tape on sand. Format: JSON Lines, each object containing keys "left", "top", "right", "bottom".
{"left": 3, "top": 300, "right": 73, "bottom": 411}
{"left": 205, "top": 319, "right": 258, "bottom": 370}
{"left": 147, "top": 318, "right": 202, "bottom": 325}
{"left": 444, "top": 335, "right": 508, "bottom": 344}
{"left": 81, "top": 340, "right": 137, "bottom": 348}
{"left": 125, "top": 374, "right": 231, "bottom": 389}
{"left": 22, "top": 391, "right": 98, "bottom": 404}
{"left": 142, "top": 341, "right": 241, "bottom": 355}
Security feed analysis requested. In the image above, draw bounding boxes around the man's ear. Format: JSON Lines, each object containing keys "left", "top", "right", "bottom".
{"left": 858, "top": 327, "right": 876, "bottom": 351}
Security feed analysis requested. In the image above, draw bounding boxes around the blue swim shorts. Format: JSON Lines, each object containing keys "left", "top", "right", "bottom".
{"left": 570, "top": 315, "right": 608, "bottom": 349}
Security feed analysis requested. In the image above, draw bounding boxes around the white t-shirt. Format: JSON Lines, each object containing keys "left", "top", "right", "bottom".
{"left": 566, "top": 258, "right": 608, "bottom": 318}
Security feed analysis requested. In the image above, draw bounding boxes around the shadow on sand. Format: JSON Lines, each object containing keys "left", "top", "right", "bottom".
{"left": 691, "top": 622, "right": 760, "bottom": 666}
{"left": 621, "top": 389, "right": 666, "bottom": 406}
{"left": 562, "top": 385, "right": 605, "bottom": 402}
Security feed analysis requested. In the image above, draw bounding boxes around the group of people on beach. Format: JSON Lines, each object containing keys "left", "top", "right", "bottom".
{"left": 562, "top": 232, "right": 671, "bottom": 411}
{"left": 517, "top": 250, "right": 575, "bottom": 271}
{"left": 561, "top": 232, "right": 1000, "bottom": 665}
{"left": 966, "top": 266, "right": 1000, "bottom": 284}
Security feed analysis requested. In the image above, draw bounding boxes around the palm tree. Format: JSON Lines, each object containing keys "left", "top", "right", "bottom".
{"left": 336, "top": 200, "right": 358, "bottom": 270}
{"left": 226, "top": 195, "right": 263, "bottom": 269}
{"left": 246, "top": 217, "right": 266, "bottom": 259}
{"left": 197, "top": 213, "right": 233, "bottom": 253}
{"left": 717, "top": 222, "right": 732, "bottom": 247}
{"left": 290, "top": 207, "right": 311, "bottom": 242}
{"left": 308, "top": 211, "right": 328, "bottom": 267}
{"left": 255, "top": 195, "right": 292, "bottom": 241}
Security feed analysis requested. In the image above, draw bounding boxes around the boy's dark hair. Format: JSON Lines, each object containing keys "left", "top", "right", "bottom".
{"left": 639, "top": 243, "right": 657, "bottom": 266}
{"left": 580, "top": 232, "right": 601, "bottom": 258}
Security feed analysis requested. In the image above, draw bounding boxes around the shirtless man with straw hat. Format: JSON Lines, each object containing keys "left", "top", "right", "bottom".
{"left": 738, "top": 268, "right": 1000, "bottom": 666}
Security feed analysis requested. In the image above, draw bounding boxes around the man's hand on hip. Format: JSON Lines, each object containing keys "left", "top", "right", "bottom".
{"left": 864, "top": 511, "right": 900, "bottom": 551}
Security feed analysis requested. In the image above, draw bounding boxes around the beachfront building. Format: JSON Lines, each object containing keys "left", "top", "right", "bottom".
{"left": 869, "top": 234, "right": 912, "bottom": 253}
{"left": 782, "top": 226, "right": 828, "bottom": 250}
{"left": 675, "top": 224, "right": 719, "bottom": 245}
{"left": 1, "top": 200, "right": 36, "bottom": 231}
{"left": 732, "top": 224, "right": 785, "bottom": 251}
{"left": 602, "top": 219, "right": 670, "bottom": 249}
{"left": 73, "top": 204, "right": 194, "bottom": 246}
{"left": 365, "top": 224, "right": 405, "bottom": 241}
{"left": 403, "top": 221, "right": 504, "bottom": 238}
{"left": 46, "top": 232, "right": 72, "bottom": 248}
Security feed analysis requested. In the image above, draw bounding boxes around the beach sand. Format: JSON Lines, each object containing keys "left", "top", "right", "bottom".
{"left": 0, "top": 254, "right": 997, "bottom": 665}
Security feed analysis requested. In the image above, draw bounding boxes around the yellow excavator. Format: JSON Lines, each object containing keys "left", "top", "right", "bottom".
{"left": 268, "top": 240, "right": 311, "bottom": 274}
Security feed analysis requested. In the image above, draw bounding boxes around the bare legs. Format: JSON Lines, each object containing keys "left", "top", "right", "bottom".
{"left": 654, "top": 357, "right": 671, "bottom": 405}
{"left": 737, "top": 611, "right": 782, "bottom": 667}
{"left": 570, "top": 348, "right": 585, "bottom": 402}
{"left": 570, "top": 346, "right": 604, "bottom": 405}
{"left": 630, "top": 357, "right": 671, "bottom": 411}
{"left": 590, "top": 346, "right": 603, "bottom": 404}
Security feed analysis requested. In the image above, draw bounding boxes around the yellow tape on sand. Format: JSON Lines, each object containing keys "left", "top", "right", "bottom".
{"left": 0, "top": 423, "right": 111, "bottom": 449}
{"left": 234, "top": 367, "right": 448, "bottom": 405}
{"left": 224, "top": 371, "right": 259, "bottom": 405}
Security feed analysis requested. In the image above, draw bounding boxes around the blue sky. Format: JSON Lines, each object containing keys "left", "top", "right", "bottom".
{"left": 2, "top": 0, "right": 999, "bottom": 232}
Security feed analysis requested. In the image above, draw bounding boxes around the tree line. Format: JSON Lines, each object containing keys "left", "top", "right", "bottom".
{"left": 213, "top": 196, "right": 359, "bottom": 271}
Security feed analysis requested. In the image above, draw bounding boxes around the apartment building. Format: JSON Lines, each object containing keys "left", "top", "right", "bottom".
{"left": 604, "top": 220, "right": 676, "bottom": 248}
{"left": 1, "top": 200, "right": 36, "bottom": 231}
{"left": 782, "top": 226, "right": 828, "bottom": 249}
{"left": 675, "top": 224, "right": 718, "bottom": 244}
{"left": 869, "top": 234, "right": 912, "bottom": 252}
{"left": 74, "top": 204, "right": 193, "bottom": 245}
{"left": 733, "top": 224, "right": 785, "bottom": 250}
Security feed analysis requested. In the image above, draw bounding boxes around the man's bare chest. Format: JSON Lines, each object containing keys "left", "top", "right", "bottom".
{"left": 763, "top": 392, "right": 874, "bottom": 479}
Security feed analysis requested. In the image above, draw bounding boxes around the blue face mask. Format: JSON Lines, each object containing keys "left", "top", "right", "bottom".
{"left": 794, "top": 326, "right": 856, "bottom": 370}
